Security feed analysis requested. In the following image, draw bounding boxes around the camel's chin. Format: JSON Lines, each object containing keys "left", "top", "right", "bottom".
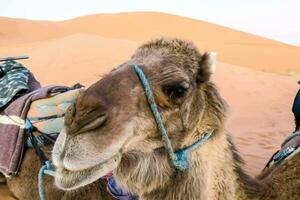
{"left": 54, "top": 153, "right": 121, "bottom": 191}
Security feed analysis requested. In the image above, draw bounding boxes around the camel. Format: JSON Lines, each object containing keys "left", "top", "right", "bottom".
{"left": 52, "top": 38, "right": 300, "bottom": 200}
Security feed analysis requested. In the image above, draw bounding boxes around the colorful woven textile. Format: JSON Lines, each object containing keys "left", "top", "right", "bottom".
{"left": 0, "top": 60, "right": 30, "bottom": 108}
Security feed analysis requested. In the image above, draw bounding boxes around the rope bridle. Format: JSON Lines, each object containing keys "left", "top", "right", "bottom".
{"left": 131, "top": 64, "right": 213, "bottom": 171}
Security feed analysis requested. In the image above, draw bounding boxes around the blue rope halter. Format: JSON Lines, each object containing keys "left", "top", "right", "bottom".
{"left": 24, "top": 119, "right": 55, "bottom": 200}
{"left": 131, "top": 64, "right": 213, "bottom": 171}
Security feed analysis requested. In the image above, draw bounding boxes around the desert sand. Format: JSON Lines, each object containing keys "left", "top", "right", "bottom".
{"left": 0, "top": 12, "right": 299, "bottom": 199}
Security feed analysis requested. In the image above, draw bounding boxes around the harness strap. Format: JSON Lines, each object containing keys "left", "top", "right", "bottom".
{"left": 132, "top": 64, "right": 213, "bottom": 171}
{"left": 26, "top": 132, "right": 58, "bottom": 148}
{"left": 29, "top": 114, "right": 64, "bottom": 122}
{"left": 25, "top": 119, "right": 48, "bottom": 166}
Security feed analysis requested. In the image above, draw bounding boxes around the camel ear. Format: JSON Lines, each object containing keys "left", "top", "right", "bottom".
{"left": 197, "top": 52, "right": 217, "bottom": 83}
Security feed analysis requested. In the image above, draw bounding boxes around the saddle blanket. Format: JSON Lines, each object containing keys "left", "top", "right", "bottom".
{"left": 0, "top": 85, "right": 82, "bottom": 177}
{"left": 0, "top": 60, "right": 41, "bottom": 109}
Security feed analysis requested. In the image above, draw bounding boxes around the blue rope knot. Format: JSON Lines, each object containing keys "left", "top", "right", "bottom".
{"left": 173, "top": 131, "right": 213, "bottom": 171}
{"left": 173, "top": 150, "right": 189, "bottom": 171}
{"left": 132, "top": 64, "right": 213, "bottom": 171}
{"left": 38, "top": 160, "right": 55, "bottom": 200}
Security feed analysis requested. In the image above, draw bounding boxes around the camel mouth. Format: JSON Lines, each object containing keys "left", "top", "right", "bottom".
{"left": 54, "top": 153, "right": 121, "bottom": 191}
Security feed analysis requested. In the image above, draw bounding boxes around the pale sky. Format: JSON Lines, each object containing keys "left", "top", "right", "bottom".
{"left": 1, "top": 0, "right": 300, "bottom": 46}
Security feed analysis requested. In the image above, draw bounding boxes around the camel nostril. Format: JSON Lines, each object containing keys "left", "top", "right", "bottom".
{"left": 66, "top": 110, "right": 108, "bottom": 135}
{"left": 75, "top": 113, "right": 108, "bottom": 134}
{"left": 64, "top": 89, "right": 110, "bottom": 135}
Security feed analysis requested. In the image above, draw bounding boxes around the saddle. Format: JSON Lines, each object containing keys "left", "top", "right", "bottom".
{"left": 0, "top": 56, "right": 83, "bottom": 177}
{"left": 265, "top": 85, "right": 300, "bottom": 168}
{"left": 25, "top": 87, "right": 83, "bottom": 148}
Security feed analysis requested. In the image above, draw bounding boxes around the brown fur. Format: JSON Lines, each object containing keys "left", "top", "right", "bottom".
{"left": 6, "top": 146, "right": 114, "bottom": 200}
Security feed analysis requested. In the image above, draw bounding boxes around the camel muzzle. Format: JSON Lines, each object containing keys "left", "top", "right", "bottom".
{"left": 64, "top": 102, "right": 108, "bottom": 135}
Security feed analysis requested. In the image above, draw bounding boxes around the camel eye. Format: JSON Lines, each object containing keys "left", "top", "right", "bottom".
{"left": 163, "top": 83, "right": 189, "bottom": 100}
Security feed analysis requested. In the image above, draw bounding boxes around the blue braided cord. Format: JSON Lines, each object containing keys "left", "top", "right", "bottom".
{"left": 44, "top": 169, "right": 56, "bottom": 177}
{"left": 38, "top": 161, "right": 55, "bottom": 200}
{"left": 174, "top": 130, "right": 213, "bottom": 171}
{"left": 273, "top": 146, "right": 295, "bottom": 163}
{"left": 178, "top": 130, "right": 213, "bottom": 153}
{"left": 131, "top": 64, "right": 177, "bottom": 161}
{"left": 131, "top": 64, "right": 212, "bottom": 171}
{"left": 25, "top": 119, "right": 43, "bottom": 148}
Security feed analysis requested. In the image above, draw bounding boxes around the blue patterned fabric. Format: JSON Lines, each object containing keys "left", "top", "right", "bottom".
{"left": 0, "top": 60, "right": 30, "bottom": 108}
{"left": 106, "top": 175, "right": 138, "bottom": 200}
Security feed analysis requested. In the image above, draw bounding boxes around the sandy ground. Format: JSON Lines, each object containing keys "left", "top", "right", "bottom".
{"left": 0, "top": 12, "right": 299, "bottom": 198}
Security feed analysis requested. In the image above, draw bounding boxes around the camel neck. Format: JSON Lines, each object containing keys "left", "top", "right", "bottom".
{"left": 187, "top": 131, "right": 265, "bottom": 200}
{"left": 115, "top": 130, "right": 265, "bottom": 200}
{"left": 151, "top": 132, "right": 251, "bottom": 200}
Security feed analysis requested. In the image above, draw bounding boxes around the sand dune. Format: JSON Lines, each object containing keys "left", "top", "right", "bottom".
{"left": 215, "top": 62, "right": 298, "bottom": 173}
{"left": 62, "top": 12, "right": 300, "bottom": 74}
{"left": 0, "top": 12, "right": 299, "bottom": 198}
{"left": 0, "top": 17, "right": 70, "bottom": 46}
{"left": 1, "top": 12, "right": 300, "bottom": 75}
{"left": 0, "top": 33, "right": 138, "bottom": 85}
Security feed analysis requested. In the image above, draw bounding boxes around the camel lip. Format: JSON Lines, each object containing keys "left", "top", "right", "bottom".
{"left": 54, "top": 153, "right": 121, "bottom": 191}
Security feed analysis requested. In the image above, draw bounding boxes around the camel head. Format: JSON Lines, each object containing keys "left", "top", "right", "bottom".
{"left": 53, "top": 38, "right": 226, "bottom": 191}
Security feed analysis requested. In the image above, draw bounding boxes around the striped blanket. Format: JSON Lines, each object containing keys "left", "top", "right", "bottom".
{"left": 0, "top": 86, "right": 82, "bottom": 177}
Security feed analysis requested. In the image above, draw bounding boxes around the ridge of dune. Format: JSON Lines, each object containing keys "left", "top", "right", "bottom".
{"left": 0, "top": 33, "right": 138, "bottom": 85}
{"left": 61, "top": 12, "right": 300, "bottom": 75}
{"left": 1, "top": 12, "right": 300, "bottom": 74}
{"left": 0, "top": 17, "right": 71, "bottom": 46}
{"left": 63, "top": 12, "right": 283, "bottom": 45}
